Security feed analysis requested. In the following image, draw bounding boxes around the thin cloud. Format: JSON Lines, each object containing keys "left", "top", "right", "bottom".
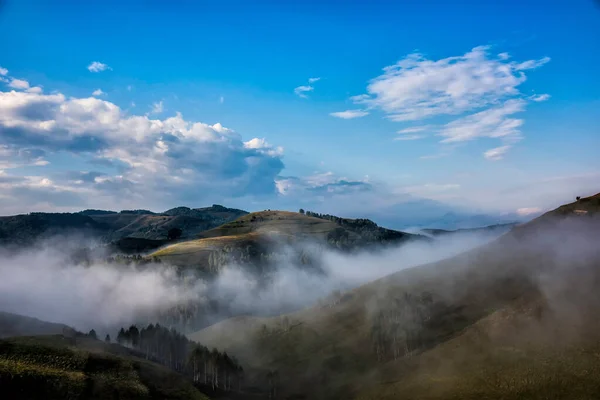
{"left": 149, "top": 101, "right": 164, "bottom": 114}
{"left": 92, "top": 89, "right": 105, "bottom": 97}
{"left": 330, "top": 109, "right": 369, "bottom": 119}
{"left": 530, "top": 93, "right": 551, "bottom": 102}
{"left": 0, "top": 66, "right": 8, "bottom": 76}
{"left": 308, "top": 77, "right": 321, "bottom": 83}
{"left": 87, "top": 61, "right": 111, "bottom": 73}
{"left": 484, "top": 145, "right": 511, "bottom": 161}
{"left": 294, "top": 85, "right": 314, "bottom": 99}
{"left": 397, "top": 126, "right": 429, "bottom": 134}
{"left": 394, "top": 135, "right": 425, "bottom": 141}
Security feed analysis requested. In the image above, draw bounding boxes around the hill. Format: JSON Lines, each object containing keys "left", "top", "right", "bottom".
{"left": 0, "top": 204, "right": 248, "bottom": 249}
{"left": 188, "top": 193, "right": 600, "bottom": 399}
{"left": 0, "top": 312, "right": 70, "bottom": 339}
{"left": 0, "top": 335, "right": 210, "bottom": 400}
{"left": 149, "top": 210, "right": 427, "bottom": 269}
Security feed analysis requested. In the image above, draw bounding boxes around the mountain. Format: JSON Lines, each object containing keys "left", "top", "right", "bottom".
{"left": 0, "top": 204, "right": 248, "bottom": 250}
{"left": 188, "top": 193, "right": 600, "bottom": 399}
{"left": 149, "top": 210, "right": 428, "bottom": 270}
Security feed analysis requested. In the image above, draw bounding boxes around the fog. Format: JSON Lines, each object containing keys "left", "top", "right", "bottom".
{"left": 0, "top": 230, "right": 502, "bottom": 332}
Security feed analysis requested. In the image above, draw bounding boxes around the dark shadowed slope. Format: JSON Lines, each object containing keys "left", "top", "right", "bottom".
{"left": 0, "top": 335, "right": 210, "bottom": 400}
{"left": 189, "top": 193, "right": 600, "bottom": 400}
{"left": 0, "top": 312, "right": 69, "bottom": 339}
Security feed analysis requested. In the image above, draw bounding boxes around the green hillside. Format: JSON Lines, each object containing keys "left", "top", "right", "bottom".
{"left": 0, "top": 335, "right": 210, "bottom": 400}
{"left": 150, "top": 210, "right": 426, "bottom": 269}
{"left": 189, "top": 193, "right": 600, "bottom": 399}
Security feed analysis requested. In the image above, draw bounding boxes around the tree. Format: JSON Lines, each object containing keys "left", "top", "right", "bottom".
{"left": 576, "top": 196, "right": 581, "bottom": 201}
{"left": 299, "top": 208, "right": 305, "bottom": 214}
{"left": 167, "top": 227, "right": 183, "bottom": 240}
{"left": 88, "top": 329, "right": 97, "bottom": 340}
{"left": 105, "top": 334, "right": 111, "bottom": 343}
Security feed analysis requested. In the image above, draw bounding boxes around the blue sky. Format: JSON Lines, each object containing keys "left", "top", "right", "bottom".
{"left": 0, "top": 0, "right": 599, "bottom": 226}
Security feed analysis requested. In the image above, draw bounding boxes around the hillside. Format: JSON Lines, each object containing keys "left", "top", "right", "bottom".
{"left": 149, "top": 210, "right": 427, "bottom": 269}
{"left": 0, "top": 312, "right": 70, "bottom": 339}
{"left": 189, "top": 193, "right": 600, "bottom": 399}
{"left": 0, "top": 335, "right": 210, "bottom": 400}
{"left": 0, "top": 204, "right": 248, "bottom": 249}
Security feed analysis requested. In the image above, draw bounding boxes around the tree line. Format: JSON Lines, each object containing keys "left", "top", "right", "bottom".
{"left": 115, "top": 323, "right": 244, "bottom": 392}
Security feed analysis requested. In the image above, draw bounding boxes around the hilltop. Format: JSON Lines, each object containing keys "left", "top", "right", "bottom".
{"left": 149, "top": 210, "right": 427, "bottom": 269}
{"left": 188, "top": 193, "right": 600, "bottom": 399}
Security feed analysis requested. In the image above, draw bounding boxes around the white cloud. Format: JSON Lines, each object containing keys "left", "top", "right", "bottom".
{"left": 483, "top": 145, "right": 511, "bottom": 161}
{"left": 92, "top": 89, "right": 105, "bottom": 97}
{"left": 516, "top": 207, "right": 542, "bottom": 216}
{"left": 8, "top": 78, "right": 30, "bottom": 90}
{"left": 394, "top": 135, "right": 425, "bottom": 141}
{"left": 351, "top": 46, "right": 549, "bottom": 122}
{"left": 397, "top": 126, "right": 428, "bottom": 134}
{"left": 294, "top": 85, "right": 314, "bottom": 98}
{"left": 0, "top": 89, "right": 287, "bottom": 212}
{"left": 530, "top": 93, "right": 550, "bottom": 102}
{"left": 150, "top": 100, "right": 163, "bottom": 114}
{"left": 87, "top": 61, "right": 111, "bottom": 73}
{"left": 330, "top": 109, "right": 369, "bottom": 119}
{"left": 308, "top": 77, "right": 321, "bottom": 83}
{"left": 26, "top": 86, "right": 43, "bottom": 94}
{"left": 0, "top": 66, "right": 8, "bottom": 76}
{"left": 514, "top": 57, "right": 550, "bottom": 71}
{"left": 439, "top": 99, "right": 525, "bottom": 143}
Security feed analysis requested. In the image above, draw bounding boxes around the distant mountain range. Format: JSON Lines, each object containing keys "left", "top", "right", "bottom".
{"left": 0, "top": 204, "right": 248, "bottom": 251}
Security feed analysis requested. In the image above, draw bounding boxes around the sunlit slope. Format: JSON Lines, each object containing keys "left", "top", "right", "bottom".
{"left": 0, "top": 335, "right": 210, "bottom": 400}
{"left": 189, "top": 193, "right": 600, "bottom": 399}
{"left": 150, "top": 210, "right": 425, "bottom": 268}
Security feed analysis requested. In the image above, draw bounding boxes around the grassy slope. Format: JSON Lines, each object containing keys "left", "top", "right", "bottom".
{"left": 149, "top": 211, "right": 358, "bottom": 267}
{"left": 150, "top": 210, "right": 426, "bottom": 268}
{"left": 0, "top": 335, "right": 210, "bottom": 400}
{"left": 0, "top": 312, "right": 69, "bottom": 339}
{"left": 190, "top": 193, "right": 600, "bottom": 399}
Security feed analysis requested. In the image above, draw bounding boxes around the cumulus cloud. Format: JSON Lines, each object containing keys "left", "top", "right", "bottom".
{"left": 87, "top": 61, "right": 111, "bottom": 73}
{"left": 8, "top": 78, "right": 30, "bottom": 90}
{"left": 92, "top": 89, "right": 105, "bottom": 97}
{"left": 0, "top": 88, "right": 286, "bottom": 213}
{"left": 330, "top": 109, "right": 369, "bottom": 119}
{"left": 294, "top": 85, "right": 314, "bottom": 99}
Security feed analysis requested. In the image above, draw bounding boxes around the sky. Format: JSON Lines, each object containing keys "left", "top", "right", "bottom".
{"left": 0, "top": 0, "right": 599, "bottom": 226}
